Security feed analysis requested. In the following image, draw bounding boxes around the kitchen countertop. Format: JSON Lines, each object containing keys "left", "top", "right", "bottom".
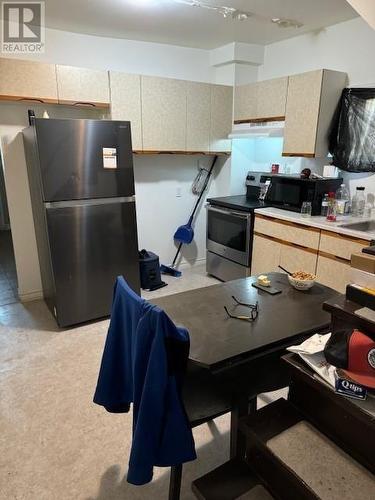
{"left": 254, "top": 206, "right": 375, "bottom": 241}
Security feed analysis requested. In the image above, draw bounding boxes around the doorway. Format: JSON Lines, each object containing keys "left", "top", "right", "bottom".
{"left": 0, "top": 154, "right": 18, "bottom": 306}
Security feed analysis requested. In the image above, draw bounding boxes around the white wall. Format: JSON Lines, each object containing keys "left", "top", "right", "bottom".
{"left": 134, "top": 155, "right": 229, "bottom": 266}
{"left": 0, "top": 27, "right": 237, "bottom": 299}
{"left": 3, "top": 25, "right": 216, "bottom": 83}
{"left": 230, "top": 137, "right": 327, "bottom": 191}
{"left": 259, "top": 17, "right": 375, "bottom": 87}
{"left": 257, "top": 16, "right": 375, "bottom": 197}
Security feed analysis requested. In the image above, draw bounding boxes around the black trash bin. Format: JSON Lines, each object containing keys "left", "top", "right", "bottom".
{"left": 139, "top": 250, "right": 167, "bottom": 291}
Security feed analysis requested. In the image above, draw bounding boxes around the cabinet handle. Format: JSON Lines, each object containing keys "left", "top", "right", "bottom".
{"left": 72, "top": 102, "right": 96, "bottom": 107}
{"left": 19, "top": 97, "right": 44, "bottom": 103}
{"left": 322, "top": 229, "right": 368, "bottom": 245}
{"left": 319, "top": 251, "right": 349, "bottom": 263}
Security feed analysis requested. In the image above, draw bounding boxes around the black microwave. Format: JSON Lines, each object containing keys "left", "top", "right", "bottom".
{"left": 265, "top": 176, "right": 343, "bottom": 215}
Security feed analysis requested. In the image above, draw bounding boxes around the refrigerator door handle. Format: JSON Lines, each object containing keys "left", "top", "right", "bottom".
{"left": 45, "top": 196, "right": 136, "bottom": 209}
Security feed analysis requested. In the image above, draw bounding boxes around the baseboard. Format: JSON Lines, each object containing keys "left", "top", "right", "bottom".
{"left": 16, "top": 260, "right": 207, "bottom": 302}
{"left": 18, "top": 289, "right": 43, "bottom": 302}
{"left": 178, "top": 258, "right": 206, "bottom": 269}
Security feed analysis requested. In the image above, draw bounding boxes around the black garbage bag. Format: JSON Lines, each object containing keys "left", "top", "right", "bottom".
{"left": 329, "top": 88, "right": 375, "bottom": 172}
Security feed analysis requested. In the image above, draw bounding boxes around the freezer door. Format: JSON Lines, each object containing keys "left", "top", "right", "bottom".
{"left": 45, "top": 198, "right": 140, "bottom": 327}
{"left": 34, "top": 119, "right": 134, "bottom": 202}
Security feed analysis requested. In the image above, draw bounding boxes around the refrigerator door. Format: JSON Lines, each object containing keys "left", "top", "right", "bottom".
{"left": 45, "top": 198, "right": 140, "bottom": 327}
{"left": 34, "top": 119, "right": 135, "bottom": 202}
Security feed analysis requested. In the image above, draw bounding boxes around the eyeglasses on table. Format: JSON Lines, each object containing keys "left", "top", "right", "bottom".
{"left": 224, "top": 296, "right": 259, "bottom": 322}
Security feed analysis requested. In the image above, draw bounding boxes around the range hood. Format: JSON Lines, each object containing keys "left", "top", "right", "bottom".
{"left": 228, "top": 121, "right": 284, "bottom": 139}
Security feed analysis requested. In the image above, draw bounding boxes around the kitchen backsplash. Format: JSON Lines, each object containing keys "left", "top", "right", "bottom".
{"left": 232, "top": 137, "right": 375, "bottom": 202}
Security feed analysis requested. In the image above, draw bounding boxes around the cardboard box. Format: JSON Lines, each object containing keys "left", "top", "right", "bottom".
{"left": 351, "top": 252, "right": 375, "bottom": 274}
{"left": 349, "top": 268, "right": 375, "bottom": 291}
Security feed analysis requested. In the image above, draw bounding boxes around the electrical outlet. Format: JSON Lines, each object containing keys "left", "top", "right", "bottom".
{"left": 176, "top": 186, "right": 182, "bottom": 198}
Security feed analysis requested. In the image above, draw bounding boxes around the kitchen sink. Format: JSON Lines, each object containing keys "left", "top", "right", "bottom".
{"left": 340, "top": 221, "right": 375, "bottom": 232}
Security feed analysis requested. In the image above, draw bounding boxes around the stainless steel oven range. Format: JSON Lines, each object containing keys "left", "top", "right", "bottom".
{"left": 206, "top": 205, "right": 253, "bottom": 281}
{"left": 206, "top": 172, "right": 271, "bottom": 281}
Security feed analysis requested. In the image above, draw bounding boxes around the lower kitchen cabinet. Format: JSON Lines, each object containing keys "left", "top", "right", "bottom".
{"left": 253, "top": 213, "right": 369, "bottom": 293}
{"left": 252, "top": 234, "right": 317, "bottom": 276}
{"left": 316, "top": 255, "right": 351, "bottom": 294}
{"left": 279, "top": 243, "right": 317, "bottom": 275}
{"left": 319, "top": 230, "right": 368, "bottom": 261}
{"left": 251, "top": 235, "right": 281, "bottom": 275}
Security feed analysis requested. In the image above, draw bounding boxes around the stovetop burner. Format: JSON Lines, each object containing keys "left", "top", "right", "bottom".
{"left": 207, "top": 195, "right": 269, "bottom": 213}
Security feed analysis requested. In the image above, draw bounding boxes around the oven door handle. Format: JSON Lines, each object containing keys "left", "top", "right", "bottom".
{"left": 207, "top": 205, "right": 252, "bottom": 219}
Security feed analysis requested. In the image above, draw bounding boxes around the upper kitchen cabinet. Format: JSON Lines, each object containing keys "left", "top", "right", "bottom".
{"left": 186, "top": 82, "right": 211, "bottom": 152}
{"left": 141, "top": 76, "right": 187, "bottom": 151}
{"left": 0, "top": 58, "right": 58, "bottom": 103}
{"left": 234, "top": 82, "right": 258, "bottom": 123}
{"left": 257, "top": 77, "right": 288, "bottom": 122}
{"left": 210, "top": 84, "right": 233, "bottom": 153}
{"left": 56, "top": 65, "right": 110, "bottom": 108}
{"left": 233, "top": 77, "right": 288, "bottom": 123}
{"left": 110, "top": 72, "right": 142, "bottom": 151}
{"left": 283, "top": 69, "right": 347, "bottom": 158}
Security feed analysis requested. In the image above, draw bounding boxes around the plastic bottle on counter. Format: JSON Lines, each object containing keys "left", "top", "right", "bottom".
{"left": 335, "top": 184, "right": 350, "bottom": 215}
{"left": 321, "top": 193, "right": 329, "bottom": 217}
{"left": 352, "top": 187, "right": 366, "bottom": 217}
{"left": 326, "top": 192, "right": 337, "bottom": 222}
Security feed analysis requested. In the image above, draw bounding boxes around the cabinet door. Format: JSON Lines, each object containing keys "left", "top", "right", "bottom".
{"left": 186, "top": 82, "right": 210, "bottom": 152}
{"left": 315, "top": 70, "right": 348, "bottom": 157}
{"left": 251, "top": 234, "right": 281, "bottom": 275}
{"left": 0, "top": 58, "right": 58, "bottom": 102}
{"left": 257, "top": 77, "right": 288, "bottom": 120}
{"left": 141, "top": 76, "right": 187, "bottom": 151}
{"left": 233, "top": 82, "right": 258, "bottom": 122}
{"left": 210, "top": 84, "right": 233, "bottom": 152}
{"left": 56, "top": 65, "right": 110, "bottom": 106}
{"left": 110, "top": 72, "right": 142, "bottom": 151}
{"left": 254, "top": 216, "right": 320, "bottom": 250}
{"left": 279, "top": 243, "right": 317, "bottom": 275}
{"left": 283, "top": 70, "right": 323, "bottom": 157}
{"left": 316, "top": 255, "right": 351, "bottom": 293}
{"left": 319, "top": 231, "right": 368, "bottom": 261}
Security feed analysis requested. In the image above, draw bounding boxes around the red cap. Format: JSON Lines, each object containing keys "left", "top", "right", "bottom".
{"left": 342, "top": 330, "right": 375, "bottom": 389}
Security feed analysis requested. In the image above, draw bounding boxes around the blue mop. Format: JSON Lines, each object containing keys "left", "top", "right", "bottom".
{"left": 161, "top": 155, "right": 218, "bottom": 277}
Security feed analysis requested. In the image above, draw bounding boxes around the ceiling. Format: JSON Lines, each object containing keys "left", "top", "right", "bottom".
{"left": 40, "top": 0, "right": 358, "bottom": 49}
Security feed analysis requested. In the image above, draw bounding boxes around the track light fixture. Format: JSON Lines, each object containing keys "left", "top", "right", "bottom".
{"left": 174, "top": 0, "right": 303, "bottom": 27}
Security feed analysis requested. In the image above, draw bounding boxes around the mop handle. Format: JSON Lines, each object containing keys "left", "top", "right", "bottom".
{"left": 172, "top": 242, "right": 183, "bottom": 267}
{"left": 188, "top": 155, "right": 218, "bottom": 224}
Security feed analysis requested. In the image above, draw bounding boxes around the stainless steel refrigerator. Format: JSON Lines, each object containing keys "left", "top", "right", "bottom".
{"left": 23, "top": 118, "right": 140, "bottom": 327}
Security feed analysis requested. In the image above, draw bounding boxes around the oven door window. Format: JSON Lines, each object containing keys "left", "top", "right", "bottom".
{"left": 208, "top": 209, "right": 248, "bottom": 252}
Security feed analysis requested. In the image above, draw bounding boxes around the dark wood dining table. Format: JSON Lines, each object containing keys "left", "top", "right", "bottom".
{"left": 153, "top": 272, "right": 337, "bottom": 371}
{"left": 152, "top": 272, "right": 338, "bottom": 488}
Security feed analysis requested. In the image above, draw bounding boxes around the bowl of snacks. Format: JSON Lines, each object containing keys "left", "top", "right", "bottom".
{"left": 288, "top": 271, "right": 316, "bottom": 291}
